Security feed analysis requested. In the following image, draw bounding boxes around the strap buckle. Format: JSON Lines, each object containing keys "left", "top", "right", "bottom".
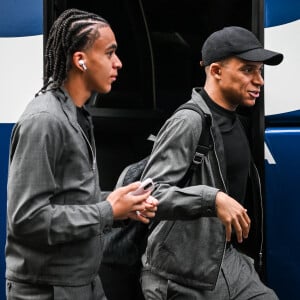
{"left": 193, "top": 152, "right": 205, "bottom": 165}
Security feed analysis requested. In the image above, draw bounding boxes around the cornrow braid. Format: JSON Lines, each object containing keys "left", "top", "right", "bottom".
{"left": 40, "top": 8, "right": 109, "bottom": 94}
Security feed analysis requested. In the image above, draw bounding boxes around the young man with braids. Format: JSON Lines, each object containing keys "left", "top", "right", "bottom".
{"left": 5, "top": 9, "right": 157, "bottom": 300}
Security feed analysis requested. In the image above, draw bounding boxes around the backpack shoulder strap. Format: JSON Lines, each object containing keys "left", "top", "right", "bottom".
{"left": 174, "top": 102, "right": 212, "bottom": 187}
{"left": 174, "top": 102, "right": 212, "bottom": 164}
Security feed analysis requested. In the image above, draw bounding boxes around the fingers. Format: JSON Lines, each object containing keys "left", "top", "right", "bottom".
{"left": 232, "top": 218, "right": 242, "bottom": 243}
{"left": 107, "top": 182, "right": 158, "bottom": 221}
{"left": 225, "top": 222, "right": 232, "bottom": 242}
{"left": 107, "top": 185, "right": 150, "bottom": 220}
{"left": 126, "top": 190, "right": 152, "bottom": 208}
{"left": 224, "top": 208, "right": 249, "bottom": 242}
{"left": 215, "top": 192, "right": 251, "bottom": 243}
{"left": 136, "top": 214, "right": 151, "bottom": 224}
{"left": 128, "top": 211, "right": 150, "bottom": 224}
{"left": 119, "top": 181, "right": 141, "bottom": 193}
{"left": 133, "top": 196, "right": 158, "bottom": 218}
{"left": 144, "top": 200, "right": 158, "bottom": 212}
{"left": 131, "top": 202, "right": 148, "bottom": 212}
{"left": 224, "top": 211, "right": 250, "bottom": 243}
{"left": 239, "top": 210, "right": 251, "bottom": 239}
{"left": 138, "top": 209, "right": 156, "bottom": 219}
{"left": 146, "top": 196, "right": 159, "bottom": 206}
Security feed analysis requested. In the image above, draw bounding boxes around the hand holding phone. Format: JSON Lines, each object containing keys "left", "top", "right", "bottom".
{"left": 131, "top": 178, "right": 154, "bottom": 216}
{"left": 131, "top": 178, "right": 154, "bottom": 196}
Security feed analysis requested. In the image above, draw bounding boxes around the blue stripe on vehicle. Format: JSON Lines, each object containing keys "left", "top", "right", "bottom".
{"left": 0, "top": 123, "right": 14, "bottom": 299}
{"left": 265, "top": 0, "right": 300, "bottom": 27}
{"left": 0, "top": 0, "right": 42, "bottom": 37}
{"left": 266, "top": 109, "right": 300, "bottom": 125}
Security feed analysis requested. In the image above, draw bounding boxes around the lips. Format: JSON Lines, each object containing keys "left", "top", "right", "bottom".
{"left": 248, "top": 91, "right": 260, "bottom": 98}
{"left": 110, "top": 75, "right": 117, "bottom": 82}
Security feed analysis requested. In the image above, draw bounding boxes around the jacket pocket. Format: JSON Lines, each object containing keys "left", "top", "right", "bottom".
{"left": 147, "top": 220, "right": 175, "bottom": 263}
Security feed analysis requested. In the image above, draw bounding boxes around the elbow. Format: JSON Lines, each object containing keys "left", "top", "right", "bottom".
{"left": 8, "top": 209, "right": 47, "bottom": 243}
{"left": 8, "top": 213, "right": 29, "bottom": 237}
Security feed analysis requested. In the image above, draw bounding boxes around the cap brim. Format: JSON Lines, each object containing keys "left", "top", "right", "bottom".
{"left": 236, "top": 48, "right": 283, "bottom": 65}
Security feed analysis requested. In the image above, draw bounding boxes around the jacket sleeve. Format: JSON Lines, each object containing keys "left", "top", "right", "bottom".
{"left": 7, "top": 113, "right": 113, "bottom": 245}
{"left": 141, "top": 109, "right": 219, "bottom": 220}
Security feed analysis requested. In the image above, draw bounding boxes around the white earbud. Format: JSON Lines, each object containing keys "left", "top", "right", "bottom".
{"left": 78, "top": 59, "right": 87, "bottom": 71}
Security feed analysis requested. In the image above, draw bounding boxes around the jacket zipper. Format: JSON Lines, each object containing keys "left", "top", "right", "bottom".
{"left": 252, "top": 163, "right": 264, "bottom": 268}
{"left": 210, "top": 127, "right": 229, "bottom": 287}
{"left": 78, "top": 126, "right": 96, "bottom": 171}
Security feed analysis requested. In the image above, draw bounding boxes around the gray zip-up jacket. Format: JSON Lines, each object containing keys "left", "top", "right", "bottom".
{"left": 141, "top": 88, "right": 263, "bottom": 290}
{"left": 6, "top": 88, "right": 113, "bottom": 286}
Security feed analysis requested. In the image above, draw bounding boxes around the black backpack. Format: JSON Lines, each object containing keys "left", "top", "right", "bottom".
{"left": 99, "top": 102, "right": 212, "bottom": 300}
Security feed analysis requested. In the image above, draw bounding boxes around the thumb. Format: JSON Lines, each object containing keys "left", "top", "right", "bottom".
{"left": 118, "top": 181, "right": 141, "bottom": 194}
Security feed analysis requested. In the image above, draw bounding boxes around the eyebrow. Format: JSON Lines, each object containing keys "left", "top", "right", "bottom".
{"left": 242, "top": 63, "right": 263, "bottom": 69}
{"left": 106, "top": 43, "right": 117, "bottom": 51}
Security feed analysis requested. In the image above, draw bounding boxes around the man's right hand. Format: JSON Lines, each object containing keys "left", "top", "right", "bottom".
{"left": 215, "top": 191, "right": 251, "bottom": 243}
{"left": 107, "top": 182, "right": 156, "bottom": 222}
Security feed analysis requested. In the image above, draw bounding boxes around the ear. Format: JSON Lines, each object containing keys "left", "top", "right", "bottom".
{"left": 73, "top": 52, "right": 87, "bottom": 71}
{"left": 210, "top": 63, "right": 222, "bottom": 79}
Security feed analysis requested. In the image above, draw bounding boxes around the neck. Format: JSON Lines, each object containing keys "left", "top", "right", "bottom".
{"left": 204, "top": 84, "right": 237, "bottom": 111}
{"left": 63, "top": 71, "right": 91, "bottom": 107}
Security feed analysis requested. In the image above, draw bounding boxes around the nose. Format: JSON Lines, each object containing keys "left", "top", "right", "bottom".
{"left": 113, "top": 54, "right": 122, "bottom": 69}
{"left": 253, "top": 70, "right": 264, "bottom": 86}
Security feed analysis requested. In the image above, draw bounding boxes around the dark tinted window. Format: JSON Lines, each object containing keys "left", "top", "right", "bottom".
{"left": 44, "top": 0, "right": 258, "bottom": 190}
{"left": 46, "top": 0, "right": 252, "bottom": 113}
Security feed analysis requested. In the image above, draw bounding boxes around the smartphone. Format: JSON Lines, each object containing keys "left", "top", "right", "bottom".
{"left": 131, "top": 178, "right": 154, "bottom": 196}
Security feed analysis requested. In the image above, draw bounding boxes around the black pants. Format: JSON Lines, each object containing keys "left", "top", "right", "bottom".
{"left": 99, "top": 263, "right": 145, "bottom": 300}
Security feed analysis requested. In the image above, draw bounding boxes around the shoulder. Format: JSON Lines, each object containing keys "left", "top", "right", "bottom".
{"left": 15, "top": 94, "right": 66, "bottom": 141}
{"left": 154, "top": 107, "right": 202, "bottom": 149}
{"left": 170, "top": 101, "right": 208, "bottom": 133}
{"left": 20, "top": 92, "right": 65, "bottom": 123}
{"left": 170, "top": 88, "right": 211, "bottom": 126}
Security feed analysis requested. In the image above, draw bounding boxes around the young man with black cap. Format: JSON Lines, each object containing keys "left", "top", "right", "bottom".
{"left": 140, "top": 26, "right": 283, "bottom": 299}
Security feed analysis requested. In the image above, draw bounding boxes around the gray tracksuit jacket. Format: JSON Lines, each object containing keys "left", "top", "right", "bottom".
{"left": 6, "top": 88, "right": 113, "bottom": 286}
{"left": 141, "top": 87, "right": 263, "bottom": 290}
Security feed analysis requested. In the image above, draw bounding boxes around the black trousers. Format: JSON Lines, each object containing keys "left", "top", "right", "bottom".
{"left": 99, "top": 263, "right": 145, "bottom": 300}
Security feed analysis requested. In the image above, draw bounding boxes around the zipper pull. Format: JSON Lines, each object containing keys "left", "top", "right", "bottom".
{"left": 257, "top": 251, "right": 263, "bottom": 274}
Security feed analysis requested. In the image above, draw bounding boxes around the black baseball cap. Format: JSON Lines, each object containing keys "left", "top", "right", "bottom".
{"left": 201, "top": 26, "right": 283, "bottom": 66}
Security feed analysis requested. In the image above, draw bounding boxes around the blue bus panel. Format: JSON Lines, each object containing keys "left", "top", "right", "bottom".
{"left": 265, "top": 0, "right": 300, "bottom": 27}
{"left": 0, "top": 0, "right": 43, "bottom": 297}
{"left": 0, "top": 0, "right": 42, "bottom": 37}
{"left": 0, "top": 124, "right": 14, "bottom": 298}
{"left": 265, "top": 127, "right": 300, "bottom": 299}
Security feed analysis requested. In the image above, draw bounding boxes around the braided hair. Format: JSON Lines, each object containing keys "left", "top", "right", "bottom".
{"left": 41, "top": 8, "right": 109, "bottom": 93}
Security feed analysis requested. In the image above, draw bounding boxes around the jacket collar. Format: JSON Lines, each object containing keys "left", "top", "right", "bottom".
{"left": 191, "top": 87, "right": 213, "bottom": 116}
{"left": 53, "top": 87, "right": 80, "bottom": 132}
